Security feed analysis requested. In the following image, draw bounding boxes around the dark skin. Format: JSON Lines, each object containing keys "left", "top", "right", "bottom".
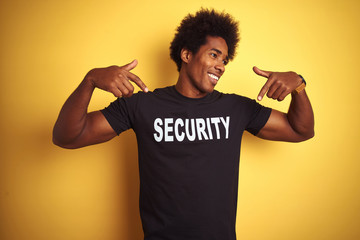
{"left": 175, "top": 36, "right": 314, "bottom": 142}
{"left": 53, "top": 36, "right": 314, "bottom": 149}
{"left": 254, "top": 67, "right": 314, "bottom": 142}
{"left": 52, "top": 60, "right": 148, "bottom": 149}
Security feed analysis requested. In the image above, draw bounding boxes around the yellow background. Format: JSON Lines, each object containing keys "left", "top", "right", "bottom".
{"left": 1, "top": 0, "right": 359, "bottom": 239}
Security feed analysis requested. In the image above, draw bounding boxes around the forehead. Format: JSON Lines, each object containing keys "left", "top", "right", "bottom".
{"left": 200, "top": 36, "right": 229, "bottom": 56}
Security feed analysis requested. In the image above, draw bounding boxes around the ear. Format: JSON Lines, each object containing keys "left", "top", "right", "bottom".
{"left": 180, "top": 48, "right": 192, "bottom": 64}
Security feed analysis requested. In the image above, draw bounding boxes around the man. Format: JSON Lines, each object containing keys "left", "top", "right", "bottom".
{"left": 53, "top": 8, "right": 314, "bottom": 240}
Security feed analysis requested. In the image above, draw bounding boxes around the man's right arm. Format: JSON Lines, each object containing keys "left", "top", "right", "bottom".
{"left": 52, "top": 60, "right": 148, "bottom": 149}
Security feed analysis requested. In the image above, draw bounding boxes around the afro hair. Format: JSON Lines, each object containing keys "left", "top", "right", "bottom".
{"left": 170, "top": 8, "right": 240, "bottom": 72}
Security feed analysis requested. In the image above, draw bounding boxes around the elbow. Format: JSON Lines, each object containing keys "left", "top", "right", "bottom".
{"left": 52, "top": 124, "right": 84, "bottom": 149}
{"left": 52, "top": 129, "right": 65, "bottom": 148}
{"left": 52, "top": 136, "right": 70, "bottom": 149}
{"left": 53, "top": 140, "right": 79, "bottom": 149}
{"left": 296, "top": 129, "right": 315, "bottom": 142}
{"left": 52, "top": 133, "right": 79, "bottom": 149}
{"left": 305, "top": 128, "right": 315, "bottom": 140}
{"left": 309, "top": 130, "right": 315, "bottom": 139}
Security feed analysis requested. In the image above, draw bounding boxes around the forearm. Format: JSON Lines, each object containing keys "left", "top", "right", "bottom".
{"left": 53, "top": 76, "right": 95, "bottom": 146}
{"left": 53, "top": 61, "right": 147, "bottom": 148}
{"left": 287, "top": 90, "right": 315, "bottom": 140}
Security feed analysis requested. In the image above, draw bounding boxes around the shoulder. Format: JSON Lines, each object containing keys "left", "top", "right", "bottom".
{"left": 214, "top": 90, "right": 258, "bottom": 105}
{"left": 128, "top": 86, "right": 174, "bottom": 99}
{"left": 115, "top": 86, "right": 177, "bottom": 110}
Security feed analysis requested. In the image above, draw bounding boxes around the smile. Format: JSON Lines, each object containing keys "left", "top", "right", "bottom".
{"left": 208, "top": 73, "right": 219, "bottom": 81}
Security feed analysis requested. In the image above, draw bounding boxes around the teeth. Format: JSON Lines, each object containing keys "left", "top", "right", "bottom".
{"left": 208, "top": 73, "right": 219, "bottom": 80}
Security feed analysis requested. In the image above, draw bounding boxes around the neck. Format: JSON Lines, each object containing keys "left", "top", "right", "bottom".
{"left": 175, "top": 69, "right": 207, "bottom": 99}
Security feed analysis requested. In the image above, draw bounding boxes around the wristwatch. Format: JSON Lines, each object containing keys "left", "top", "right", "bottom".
{"left": 294, "top": 75, "right": 306, "bottom": 93}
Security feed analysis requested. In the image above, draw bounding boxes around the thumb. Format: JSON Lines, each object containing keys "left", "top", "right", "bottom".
{"left": 122, "top": 59, "right": 138, "bottom": 71}
{"left": 253, "top": 66, "right": 271, "bottom": 78}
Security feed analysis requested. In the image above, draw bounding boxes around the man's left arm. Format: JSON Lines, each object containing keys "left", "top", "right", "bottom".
{"left": 253, "top": 67, "right": 315, "bottom": 142}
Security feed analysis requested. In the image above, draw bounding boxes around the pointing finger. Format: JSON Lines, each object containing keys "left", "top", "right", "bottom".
{"left": 257, "top": 83, "right": 268, "bottom": 101}
{"left": 127, "top": 71, "right": 149, "bottom": 93}
{"left": 257, "top": 77, "right": 275, "bottom": 101}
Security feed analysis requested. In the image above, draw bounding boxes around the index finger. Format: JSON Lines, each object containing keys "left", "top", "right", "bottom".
{"left": 126, "top": 71, "right": 148, "bottom": 93}
{"left": 257, "top": 78, "right": 274, "bottom": 101}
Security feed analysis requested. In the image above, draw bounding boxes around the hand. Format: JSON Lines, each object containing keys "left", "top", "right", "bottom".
{"left": 253, "top": 66, "right": 303, "bottom": 101}
{"left": 85, "top": 60, "right": 148, "bottom": 98}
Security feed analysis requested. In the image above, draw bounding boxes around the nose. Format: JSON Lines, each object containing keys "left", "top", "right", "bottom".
{"left": 215, "top": 61, "right": 225, "bottom": 74}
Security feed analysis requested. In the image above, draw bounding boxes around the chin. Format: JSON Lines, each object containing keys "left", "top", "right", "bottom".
{"left": 202, "top": 87, "right": 215, "bottom": 94}
{"left": 206, "top": 84, "right": 216, "bottom": 92}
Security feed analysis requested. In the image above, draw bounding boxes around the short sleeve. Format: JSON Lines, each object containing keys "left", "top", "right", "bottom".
{"left": 100, "top": 98, "right": 132, "bottom": 135}
{"left": 245, "top": 100, "right": 272, "bottom": 136}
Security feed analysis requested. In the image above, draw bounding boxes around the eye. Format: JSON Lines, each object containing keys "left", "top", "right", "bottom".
{"left": 210, "top": 52, "right": 217, "bottom": 58}
{"left": 222, "top": 59, "right": 229, "bottom": 65}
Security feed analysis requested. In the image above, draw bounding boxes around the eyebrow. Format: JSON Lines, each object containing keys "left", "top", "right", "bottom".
{"left": 211, "top": 48, "right": 229, "bottom": 61}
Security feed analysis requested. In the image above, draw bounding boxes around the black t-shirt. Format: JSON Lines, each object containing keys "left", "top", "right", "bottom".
{"left": 101, "top": 86, "right": 271, "bottom": 240}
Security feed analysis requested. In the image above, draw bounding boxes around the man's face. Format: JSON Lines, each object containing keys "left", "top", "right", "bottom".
{"left": 183, "top": 36, "right": 229, "bottom": 97}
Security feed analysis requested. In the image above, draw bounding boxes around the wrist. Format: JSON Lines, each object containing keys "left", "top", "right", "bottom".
{"left": 293, "top": 74, "right": 306, "bottom": 94}
{"left": 83, "top": 69, "right": 97, "bottom": 90}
